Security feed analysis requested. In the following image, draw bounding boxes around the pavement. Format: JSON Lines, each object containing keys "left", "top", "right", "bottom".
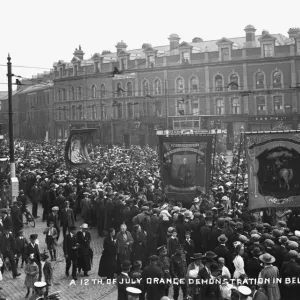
{"left": 0, "top": 204, "right": 116, "bottom": 300}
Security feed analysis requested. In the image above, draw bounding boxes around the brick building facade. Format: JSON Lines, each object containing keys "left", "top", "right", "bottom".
{"left": 25, "top": 25, "right": 300, "bottom": 144}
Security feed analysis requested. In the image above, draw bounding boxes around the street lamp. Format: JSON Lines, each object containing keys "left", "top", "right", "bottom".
{"left": 0, "top": 156, "right": 9, "bottom": 208}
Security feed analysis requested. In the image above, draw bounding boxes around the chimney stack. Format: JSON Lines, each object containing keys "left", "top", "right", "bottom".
{"left": 244, "top": 25, "right": 256, "bottom": 48}
{"left": 168, "top": 33, "right": 180, "bottom": 51}
{"left": 73, "top": 45, "right": 85, "bottom": 60}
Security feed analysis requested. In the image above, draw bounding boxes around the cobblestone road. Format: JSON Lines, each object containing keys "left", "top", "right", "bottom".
{"left": 0, "top": 204, "right": 116, "bottom": 300}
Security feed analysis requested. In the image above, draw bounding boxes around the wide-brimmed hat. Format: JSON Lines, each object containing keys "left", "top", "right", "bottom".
{"left": 202, "top": 251, "right": 217, "bottom": 259}
{"left": 171, "top": 206, "right": 180, "bottom": 214}
{"left": 52, "top": 206, "right": 59, "bottom": 211}
{"left": 218, "top": 234, "right": 228, "bottom": 243}
{"left": 259, "top": 253, "right": 275, "bottom": 264}
{"left": 193, "top": 198, "right": 200, "bottom": 203}
{"left": 80, "top": 223, "right": 89, "bottom": 229}
{"left": 34, "top": 282, "right": 47, "bottom": 289}
{"left": 191, "top": 253, "right": 203, "bottom": 260}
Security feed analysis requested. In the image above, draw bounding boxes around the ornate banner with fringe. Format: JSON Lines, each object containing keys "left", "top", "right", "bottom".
{"left": 245, "top": 130, "right": 300, "bottom": 210}
{"left": 157, "top": 134, "right": 213, "bottom": 205}
{"left": 65, "top": 128, "right": 97, "bottom": 168}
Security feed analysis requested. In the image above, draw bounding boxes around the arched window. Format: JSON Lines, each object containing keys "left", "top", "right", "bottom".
{"left": 142, "top": 80, "right": 149, "bottom": 96}
{"left": 127, "top": 82, "right": 133, "bottom": 96}
{"left": 273, "top": 71, "right": 282, "bottom": 88}
{"left": 215, "top": 75, "right": 223, "bottom": 91}
{"left": 190, "top": 77, "right": 198, "bottom": 93}
{"left": 78, "top": 86, "right": 82, "bottom": 100}
{"left": 154, "top": 79, "right": 161, "bottom": 95}
{"left": 176, "top": 78, "right": 184, "bottom": 93}
{"left": 100, "top": 84, "right": 106, "bottom": 98}
{"left": 229, "top": 74, "right": 239, "bottom": 90}
{"left": 256, "top": 72, "right": 265, "bottom": 89}
{"left": 92, "top": 85, "right": 97, "bottom": 98}
{"left": 116, "top": 83, "right": 123, "bottom": 97}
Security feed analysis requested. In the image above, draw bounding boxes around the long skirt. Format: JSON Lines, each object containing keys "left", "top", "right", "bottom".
{"left": 98, "top": 251, "right": 117, "bottom": 278}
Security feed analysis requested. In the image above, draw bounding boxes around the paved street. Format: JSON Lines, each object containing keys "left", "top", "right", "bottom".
{"left": 0, "top": 204, "right": 116, "bottom": 300}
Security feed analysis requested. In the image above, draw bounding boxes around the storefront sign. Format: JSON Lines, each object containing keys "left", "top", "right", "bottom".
{"left": 156, "top": 130, "right": 210, "bottom": 136}
{"left": 249, "top": 116, "right": 292, "bottom": 122}
{"left": 112, "top": 73, "right": 136, "bottom": 80}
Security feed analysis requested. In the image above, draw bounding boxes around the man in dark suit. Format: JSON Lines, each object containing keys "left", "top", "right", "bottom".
{"left": 210, "top": 218, "right": 225, "bottom": 251}
{"left": 214, "top": 234, "right": 232, "bottom": 271}
{"left": 117, "top": 260, "right": 131, "bottom": 300}
{"left": 1, "top": 209, "right": 13, "bottom": 230}
{"left": 200, "top": 216, "right": 213, "bottom": 252}
{"left": 274, "top": 236, "right": 289, "bottom": 270}
{"left": 183, "top": 231, "right": 195, "bottom": 267}
{"left": 246, "top": 247, "right": 263, "bottom": 281}
{"left": 131, "top": 181, "right": 142, "bottom": 199}
{"left": 76, "top": 223, "right": 92, "bottom": 276}
{"left": 60, "top": 201, "right": 75, "bottom": 238}
{"left": 253, "top": 286, "right": 268, "bottom": 300}
{"left": 280, "top": 250, "right": 300, "bottom": 300}
{"left": 47, "top": 206, "right": 60, "bottom": 241}
{"left": 11, "top": 201, "right": 23, "bottom": 237}
{"left": 25, "top": 234, "right": 41, "bottom": 277}
{"left": 0, "top": 228, "right": 21, "bottom": 278}
{"left": 130, "top": 199, "right": 140, "bottom": 220}
{"left": 55, "top": 189, "right": 66, "bottom": 215}
{"left": 63, "top": 225, "right": 79, "bottom": 280}
{"left": 142, "top": 255, "right": 165, "bottom": 300}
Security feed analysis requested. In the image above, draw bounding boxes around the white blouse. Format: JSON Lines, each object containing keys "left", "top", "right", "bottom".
{"left": 233, "top": 255, "right": 245, "bottom": 279}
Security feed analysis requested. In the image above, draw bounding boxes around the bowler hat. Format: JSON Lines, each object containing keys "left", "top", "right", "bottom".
{"left": 218, "top": 234, "right": 228, "bottom": 243}
{"left": 203, "top": 251, "right": 217, "bottom": 259}
{"left": 288, "top": 250, "right": 299, "bottom": 260}
{"left": 149, "top": 255, "right": 159, "bottom": 261}
{"left": 191, "top": 253, "right": 203, "bottom": 260}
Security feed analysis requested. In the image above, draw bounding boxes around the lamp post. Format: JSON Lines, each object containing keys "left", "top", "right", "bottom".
{"left": 0, "top": 156, "right": 9, "bottom": 208}
{"left": 7, "top": 54, "right": 18, "bottom": 205}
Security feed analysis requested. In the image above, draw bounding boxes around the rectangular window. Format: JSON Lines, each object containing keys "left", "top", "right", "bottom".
{"left": 191, "top": 99, "right": 199, "bottom": 115}
{"left": 182, "top": 52, "right": 190, "bottom": 63}
{"left": 120, "top": 58, "right": 126, "bottom": 70}
{"left": 92, "top": 105, "right": 97, "bottom": 119}
{"left": 79, "top": 106, "right": 83, "bottom": 119}
{"left": 221, "top": 48, "right": 229, "bottom": 61}
{"left": 148, "top": 55, "right": 155, "bottom": 67}
{"left": 177, "top": 100, "right": 186, "bottom": 115}
{"left": 274, "top": 95, "right": 283, "bottom": 114}
{"left": 173, "top": 121, "right": 180, "bottom": 130}
{"left": 127, "top": 103, "right": 133, "bottom": 118}
{"left": 216, "top": 98, "right": 225, "bottom": 115}
{"left": 263, "top": 44, "right": 273, "bottom": 57}
{"left": 231, "top": 97, "right": 240, "bottom": 114}
{"left": 101, "top": 105, "right": 107, "bottom": 119}
{"left": 154, "top": 101, "right": 162, "bottom": 116}
{"left": 72, "top": 106, "right": 76, "bottom": 120}
{"left": 95, "top": 62, "right": 100, "bottom": 73}
{"left": 74, "top": 65, "right": 78, "bottom": 76}
{"left": 117, "top": 104, "right": 123, "bottom": 119}
{"left": 257, "top": 96, "right": 266, "bottom": 114}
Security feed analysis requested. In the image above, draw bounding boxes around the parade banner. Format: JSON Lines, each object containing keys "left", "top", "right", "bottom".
{"left": 245, "top": 130, "right": 300, "bottom": 210}
{"left": 65, "top": 128, "right": 97, "bottom": 168}
{"left": 158, "top": 134, "right": 213, "bottom": 205}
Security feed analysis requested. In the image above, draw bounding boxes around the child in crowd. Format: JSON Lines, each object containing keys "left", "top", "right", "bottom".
{"left": 24, "top": 253, "right": 39, "bottom": 298}
{"left": 43, "top": 221, "right": 58, "bottom": 261}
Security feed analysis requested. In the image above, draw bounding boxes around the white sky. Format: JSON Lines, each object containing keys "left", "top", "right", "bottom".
{"left": 0, "top": 0, "right": 299, "bottom": 91}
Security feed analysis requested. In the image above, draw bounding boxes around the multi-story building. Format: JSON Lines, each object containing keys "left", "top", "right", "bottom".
{"left": 51, "top": 25, "right": 300, "bottom": 146}
{"left": 18, "top": 75, "right": 54, "bottom": 140}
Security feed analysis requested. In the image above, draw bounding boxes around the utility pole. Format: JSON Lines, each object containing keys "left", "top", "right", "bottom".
{"left": 164, "top": 78, "right": 168, "bottom": 130}
{"left": 7, "top": 54, "right": 18, "bottom": 205}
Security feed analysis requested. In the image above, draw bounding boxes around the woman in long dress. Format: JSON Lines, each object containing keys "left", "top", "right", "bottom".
{"left": 258, "top": 253, "right": 281, "bottom": 300}
{"left": 98, "top": 228, "right": 117, "bottom": 279}
{"left": 233, "top": 243, "right": 246, "bottom": 279}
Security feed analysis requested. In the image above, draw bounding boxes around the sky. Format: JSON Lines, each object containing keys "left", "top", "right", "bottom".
{"left": 0, "top": 0, "right": 299, "bottom": 91}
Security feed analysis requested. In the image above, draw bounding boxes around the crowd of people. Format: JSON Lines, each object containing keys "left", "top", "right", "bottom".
{"left": 0, "top": 140, "right": 300, "bottom": 300}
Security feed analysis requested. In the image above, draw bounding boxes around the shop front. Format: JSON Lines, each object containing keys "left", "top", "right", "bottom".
{"left": 248, "top": 115, "right": 296, "bottom": 132}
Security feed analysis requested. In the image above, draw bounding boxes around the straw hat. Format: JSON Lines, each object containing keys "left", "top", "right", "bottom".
{"left": 259, "top": 253, "right": 275, "bottom": 264}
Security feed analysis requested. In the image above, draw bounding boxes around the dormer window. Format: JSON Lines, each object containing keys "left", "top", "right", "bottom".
{"left": 221, "top": 48, "right": 229, "bottom": 61}
{"left": 94, "top": 62, "right": 100, "bottom": 73}
{"left": 263, "top": 44, "right": 273, "bottom": 57}
{"left": 74, "top": 65, "right": 78, "bottom": 76}
{"left": 182, "top": 52, "right": 190, "bottom": 63}
{"left": 147, "top": 55, "right": 155, "bottom": 68}
{"left": 120, "top": 58, "right": 126, "bottom": 71}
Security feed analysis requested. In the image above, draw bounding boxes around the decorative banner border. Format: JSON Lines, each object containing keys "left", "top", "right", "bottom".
{"left": 245, "top": 130, "right": 300, "bottom": 210}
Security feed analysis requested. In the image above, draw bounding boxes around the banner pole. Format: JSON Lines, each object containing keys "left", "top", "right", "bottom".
{"left": 233, "top": 127, "right": 244, "bottom": 207}
{"left": 210, "top": 129, "right": 218, "bottom": 190}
